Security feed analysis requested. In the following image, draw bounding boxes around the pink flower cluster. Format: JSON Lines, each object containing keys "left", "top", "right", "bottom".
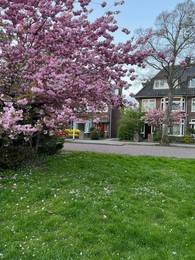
{"left": 0, "top": 0, "right": 151, "bottom": 146}
{"left": 157, "top": 51, "right": 165, "bottom": 60}
{"left": 142, "top": 108, "right": 183, "bottom": 126}
{"left": 0, "top": 102, "right": 37, "bottom": 141}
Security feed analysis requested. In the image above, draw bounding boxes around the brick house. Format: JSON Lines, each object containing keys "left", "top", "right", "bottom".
{"left": 73, "top": 88, "right": 122, "bottom": 138}
{"left": 73, "top": 107, "right": 121, "bottom": 138}
{"left": 135, "top": 64, "right": 195, "bottom": 139}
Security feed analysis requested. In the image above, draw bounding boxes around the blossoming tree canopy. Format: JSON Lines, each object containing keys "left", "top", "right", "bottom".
{"left": 0, "top": 0, "right": 150, "bottom": 143}
{"left": 142, "top": 108, "right": 183, "bottom": 126}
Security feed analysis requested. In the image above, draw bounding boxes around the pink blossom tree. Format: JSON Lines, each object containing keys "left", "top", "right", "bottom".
{"left": 142, "top": 108, "right": 184, "bottom": 136}
{"left": 0, "top": 0, "right": 150, "bottom": 153}
{"left": 142, "top": 109, "right": 163, "bottom": 127}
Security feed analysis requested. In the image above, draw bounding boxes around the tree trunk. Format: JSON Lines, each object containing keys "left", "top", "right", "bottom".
{"left": 161, "top": 123, "right": 170, "bottom": 144}
{"left": 33, "top": 133, "right": 41, "bottom": 155}
{"left": 161, "top": 90, "right": 174, "bottom": 145}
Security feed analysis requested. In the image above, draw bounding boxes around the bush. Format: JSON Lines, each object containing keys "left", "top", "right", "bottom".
{"left": 153, "top": 133, "right": 161, "bottom": 142}
{"left": 0, "top": 132, "right": 65, "bottom": 169}
{"left": 117, "top": 109, "right": 145, "bottom": 141}
{"left": 168, "top": 135, "right": 195, "bottom": 144}
{"left": 187, "top": 128, "right": 195, "bottom": 135}
{"left": 0, "top": 146, "right": 32, "bottom": 169}
{"left": 153, "top": 129, "right": 162, "bottom": 142}
{"left": 118, "top": 121, "right": 136, "bottom": 140}
{"left": 90, "top": 129, "right": 100, "bottom": 140}
{"left": 38, "top": 135, "right": 64, "bottom": 155}
{"left": 181, "top": 135, "right": 195, "bottom": 143}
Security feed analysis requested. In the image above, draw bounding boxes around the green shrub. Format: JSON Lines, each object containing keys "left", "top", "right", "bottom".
{"left": 153, "top": 129, "right": 162, "bottom": 142}
{"left": 181, "top": 135, "right": 194, "bottom": 143}
{"left": 153, "top": 134, "right": 161, "bottom": 142}
{"left": 90, "top": 129, "right": 100, "bottom": 140}
{"left": 118, "top": 121, "right": 137, "bottom": 140}
{"left": 168, "top": 135, "right": 195, "bottom": 144}
{"left": 0, "top": 133, "right": 64, "bottom": 169}
{"left": 117, "top": 108, "right": 145, "bottom": 141}
{"left": 38, "top": 135, "right": 64, "bottom": 155}
{"left": 187, "top": 128, "right": 195, "bottom": 135}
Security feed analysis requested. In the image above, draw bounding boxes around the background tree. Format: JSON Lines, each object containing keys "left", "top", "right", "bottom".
{"left": 135, "top": 0, "right": 195, "bottom": 144}
{"left": 0, "top": 0, "right": 150, "bottom": 165}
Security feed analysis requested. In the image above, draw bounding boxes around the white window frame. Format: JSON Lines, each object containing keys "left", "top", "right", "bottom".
{"left": 191, "top": 98, "right": 195, "bottom": 112}
{"left": 188, "top": 78, "right": 195, "bottom": 88}
{"left": 189, "top": 119, "right": 195, "bottom": 130}
{"left": 153, "top": 79, "right": 169, "bottom": 89}
{"left": 142, "top": 99, "right": 156, "bottom": 111}
{"left": 168, "top": 119, "right": 185, "bottom": 136}
{"left": 75, "top": 120, "right": 92, "bottom": 133}
{"left": 161, "top": 97, "right": 185, "bottom": 112}
{"left": 154, "top": 79, "right": 179, "bottom": 89}
{"left": 174, "top": 80, "right": 179, "bottom": 88}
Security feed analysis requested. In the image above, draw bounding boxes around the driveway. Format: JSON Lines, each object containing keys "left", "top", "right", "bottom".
{"left": 63, "top": 140, "right": 195, "bottom": 159}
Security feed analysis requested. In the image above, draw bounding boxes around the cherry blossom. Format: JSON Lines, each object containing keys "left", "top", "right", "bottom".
{"left": 142, "top": 108, "right": 183, "bottom": 126}
{"left": 0, "top": 0, "right": 150, "bottom": 147}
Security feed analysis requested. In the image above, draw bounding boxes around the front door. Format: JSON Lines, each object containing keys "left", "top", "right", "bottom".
{"left": 99, "top": 123, "right": 104, "bottom": 137}
{"left": 145, "top": 124, "right": 151, "bottom": 139}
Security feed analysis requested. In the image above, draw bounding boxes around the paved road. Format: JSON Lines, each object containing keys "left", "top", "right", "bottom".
{"left": 63, "top": 140, "right": 195, "bottom": 159}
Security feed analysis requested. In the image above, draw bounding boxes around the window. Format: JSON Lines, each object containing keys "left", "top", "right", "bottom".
{"left": 75, "top": 120, "right": 92, "bottom": 133}
{"left": 191, "top": 98, "right": 195, "bottom": 112}
{"left": 168, "top": 119, "right": 185, "bottom": 136}
{"left": 188, "top": 78, "right": 195, "bottom": 88}
{"left": 189, "top": 119, "right": 195, "bottom": 130}
{"left": 142, "top": 99, "right": 156, "bottom": 111}
{"left": 154, "top": 79, "right": 178, "bottom": 89}
{"left": 77, "top": 123, "right": 85, "bottom": 132}
{"left": 174, "top": 125, "right": 180, "bottom": 135}
{"left": 161, "top": 97, "right": 185, "bottom": 111}
{"left": 172, "top": 98, "right": 185, "bottom": 111}
{"left": 161, "top": 98, "right": 167, "bottom": 110}
{"left": 173, "top": 80, "right": 179, "bottom": 88}
{"left": 154, "top": 79, "right": 168, "bottom": 89}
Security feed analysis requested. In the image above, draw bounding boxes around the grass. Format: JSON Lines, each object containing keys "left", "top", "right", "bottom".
{"left": 0, "top": 152, "right": 195, "bottom": 260}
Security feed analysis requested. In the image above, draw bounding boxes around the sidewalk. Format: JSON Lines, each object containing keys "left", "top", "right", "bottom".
{"left": 65, "top": 138, "right": 195, "bottom": 148}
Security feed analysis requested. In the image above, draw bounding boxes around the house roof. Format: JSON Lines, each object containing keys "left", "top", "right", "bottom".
{"left": 135, "top": 64, "right": 195, "bottom": 99}
{"left": 154, "top": 65, "right": 195, "bottom": 79}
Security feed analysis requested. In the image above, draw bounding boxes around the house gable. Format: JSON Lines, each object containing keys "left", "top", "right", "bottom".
{"left": 135, "top": 63, "right": 195, "bottom": 137}
{"left": 135, "top": 64, "right": 195, "bottom": 99}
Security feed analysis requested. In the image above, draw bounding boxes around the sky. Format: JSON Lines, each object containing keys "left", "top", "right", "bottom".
{"left": 90, "top": 0, "right": 185, "bottom": 36}
{"left": 89, "top": 0, "right": 186, "bottom": 94}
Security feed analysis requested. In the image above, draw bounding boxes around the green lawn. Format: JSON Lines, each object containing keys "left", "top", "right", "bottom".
{"left": 0, "top": 152, "right": 195, "bottom": 260}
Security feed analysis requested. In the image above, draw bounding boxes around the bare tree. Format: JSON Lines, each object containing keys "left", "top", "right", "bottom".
{"left": 136, "top": 0, "right": 195, "bottom": 144}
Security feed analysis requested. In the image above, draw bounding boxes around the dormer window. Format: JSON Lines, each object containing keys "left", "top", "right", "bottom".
{"left": 153, "top": 79, "right": 169, "bottom": 89}
{"left": 154, "top": 79, "right": 179, "bottom": 89}
{"left": 188, "top": 78, "right": 195, "bottom": 88}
